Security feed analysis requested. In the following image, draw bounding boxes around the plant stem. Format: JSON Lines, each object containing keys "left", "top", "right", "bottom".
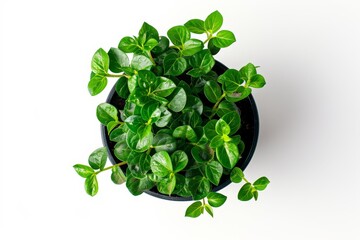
{"left": 208, "top": 92, "right": 226, "bottom": 119}
{"left": 202, "top": 198, "right": 206, "bottom": 206}
{"left": 106, "top": 73, "right": 129, "bottom": 79}
{"left": 204, "top": 32, "right": 212, "bottom": 44}
{"left": 243, "top": 176, "right": 250, "bottom": 184}
{"left": 96, "top": 161, "right": 127, "bottom": 175}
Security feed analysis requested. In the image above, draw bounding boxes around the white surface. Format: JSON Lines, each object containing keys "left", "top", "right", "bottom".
{"left": 1, "top": 0, "right": 360, "bottom": 239}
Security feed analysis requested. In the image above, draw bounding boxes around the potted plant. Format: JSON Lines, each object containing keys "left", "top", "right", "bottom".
{"left": 73, "top": 10, "right": 270, "bottom": 218}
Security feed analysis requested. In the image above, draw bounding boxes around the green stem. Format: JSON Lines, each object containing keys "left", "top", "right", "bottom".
{"left": 204, "top": 32, "right": 212, "bottom": 44}
{"left": 106, "top": 73, "right": 129, "bottom": 79}
{"left": 95, "top": 161, "right": 127, "bottom": 175}
{"left": 243, "top": 176, "right": 250, "bottom": 183}
{"left": 146, "top": 51, "right": 156, "bottom": 65}
{"left": 208, "top": 92, "right": 226, "bottom": 119}
{"left": 202, "top": 198, "right": 206, "bottom": 206}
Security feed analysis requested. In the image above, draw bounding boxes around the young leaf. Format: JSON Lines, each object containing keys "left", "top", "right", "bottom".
{"left": 152, "top": 133, "right": 177, "bottom": 153}
{"left": 163, "top": 53, "right": 187, "bottom": 76}
{"left": 185, "top": 201, "right": 203, "bottom": 218}
{"left": 253, "top": 177, "right": 270, "bottom": 191}
{"left": 205, "top": 161, "right": 223, "bottom": 186}
{"left": 84, "top": 174, "right": 98, "bottom": 196}
{"left": 204, "top": 204, "right": 214, "bottom": 217}
{"left": 139, "top": 22, "right": 159, "bottom": 41}
{"left": 173, "top": 125, "right": 198, "bottom": 143}
{"left": 88, "top": 147, "right": 108, "bottom": 170}
{"left": 73, "top": 164, "right": 94, "bottom": 178}
{"left": 126, "top": 125, "right": 153, "bottom": 152}
{"left": 150, "top": 151, "right": 173, "bottom": 177}
{"left": 171, "top": 150, "right": 189, "bottom": 172}
{"left": 210, "top": 135, "right": 224, "bottom": 148}
{"left": 96, "top": 103, "right": 118, "bottom": 125}
{"left": 182, "top": 39, "right": 204, "bottom": 56}
{"left": 218, "top": 69, "right": 243, "bottom": 92}
{"left": 238, "top": 182, "right": 254, "bottom": 201}
{"left": 111, "top": 166, "right": 126, "bottom": 184}
{"left": 152, "top": 77, "right": 176, "bottom": 97}
{"left": 91, "top": 48, "right": 109, "bottom": 75}
{"left": 222, "top": 111, "right": 241, "bottom": 135}
{"left": 212, "top": 30, "right": 236, "bottom": 48}
{"left": 207, "top": 192, "right": 227, "bottom": 207}
{"left": 167, "top": 26, "right": 190, "bottom": 46}
{"left": 239, "top": 63, "right": 257, "bottom": 81}
{"left": 230, "top": 167, "right": 244, "bottom": 183}
{"left": 131, "top": 55, "right": 153, "bottom": 71}
{"left": 215, "top": 119, "right": 230, "bottom": 135}
{"left": 107, "top": 121, "right": 118, "bottom": 134}
{"left": 204, "top": 10, "right": 223, "bottom": 33}
{"left": 157, "top": 174, "right": 176, "bottom": 195}
{"left": 216, "top": 142, "right": 239, "bottom": 169}
{"left": 187, "top": 50, "right": 215, "bottom": 77}
{"left": 250, "top": 74, "right": 266, "bottom": 88}
{"left": 88, "top": 73, "right": 107, "bottom": 96}
{"left": 167, "top": 87, "right": 187, "bottom": 112}
{"left": 118, "top": 36, "right": 138, "bottom": 53}
{"left": 108, "top": 47, "right": 129, "bottom": 73}
{"left": 184, "top": 19, "right": 206, "bottom": 34}
{"left": 204, "top": 80, "right": 222, "bottom": 103}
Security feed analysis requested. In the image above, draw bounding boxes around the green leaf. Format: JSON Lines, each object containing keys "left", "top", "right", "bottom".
{"left": 109, "top": 128, "right": 125, "bottom": 142}
{"left": 204, "top": 204, "right": 213, "bottom": 217}
{"left": 225, "top": 87, "right": 252, "bottom": 102}
{"left": 205, "top": 161, "right": 223, "bottom": 186}
{"left": 152, "top": 133, "right": 177, "bottom": 153}
{"left": 253, "top": 177, "right": 270, "bottom": 191}
{"left": 204, "top": 80, "right": 222, "bottom": 103}
{"left": 222, "top": 111, "right": 241, "bottom": 135}
{"left": 204, "top": 10, "right": 223, "bottom": 33}
{"left": 139, "top": 22, "right": 159, "bottom": 41}
{"left": 209, "top": 135, "right": 224, "bottom": 148}
{"left": 150, "top": 94, "right": 169, "bottom": 105}
{"left": 217, "top": 100, "right": 237, "bottom": 117}
{"left": 167, "top": 87, "right": 187, "bottom": 112}
{"left": 182, "top": 39, "right": 204, "bottom": 56}
{"left": 111, "top": 166, "right": 126, "bottom": 184}
{"left": 141, "top": 101, "right": 161, "bottom": 122}
{"left": 126, "top": 125, "right": 153, "bottom": 152}
{"left": 239, "top": 63, "right": 257, "bottom": 81}
{"left": 167, "top": 25, "right": 190, "bottom": 46}
{"left": 183, "top": 95, "right": 203, "bottom": 115}
{"left": 155, "top": 106, "right": 172, "bottom": 127}
{"left": 171, "top": 150, "right": 188, "bottom": 172}
{"left": 124, "top": 115, "right": 145, "bottom": 133}
{"left": 216, "top": 142, "right": 239, "bottom": 169}
{"left": 208, "top": 38, "right": 220, "bottom": 55}
{"left": 189, "top": 176, "right": 211, "bottom": 200}
{"left": 212, "top": 30, "right": 236, "bottom": 48}
{"left": 73, "top": 164, "right": 94, "bottom": 178}
{"left": 128, "top": 75, "right": 138, "bottom": 93}
{"left": 115, "top": 77, "right": 130, "bottom": 99}
{"left": 219, "top": 69, "right": 243, "bottom": 92}
{"left": 150, "top": 151, "right": 173, "bottom": 177}
{"left": 215, "top": 119, "right": 230, "bottom": 135}
{"left": 107, "top": 121, "right": 119, "bottom": 134}
{"left": 88, "top": 73, "right": 107, "bottom": 96}
{"left": 207, "top": 192, "right": 227, "bottom": 207}
{"left": 238, "top": 182, "right": 254, "bottom": 201}
{"left": 203, "top": 120, "right": 218, "bottom": 140}
{"left": 131, "top": 55, "right": 153, "bottom": 71}
{"left": 152, "top": 36, "right": 170, "bottom": 55}
{"left": 191, "top": 145, "right": 214, "bottom": 163}
{"left": 184, "top": 19, "right": 206, "bottom": 34}
{"left": 157, "top": 174, "right": 176, "bottom": 195}
{"left": 250, "top": 74, "right": 266, "bottom": 88}
{"left": 91, "top": 48, "right": 109, "bottom": 74}
{"left": 126, "top": 175, "right": 154, "bottom": 196}
{"left": 118, "top": 37, "right": 138, "bottom": 53}
{"left": 253, "top": 189, "right": 259, "bottom": 201}
{"left": 185, "top": 201, "right": 203, "bottom": 218}
{"left": 88, "top": 147, "right": 107, "bottom": 170}
{"left": 144, "top": 38, "right": 158, "bottom": 51}
{"left": 137, "top": 70, "right": 158, "bottom": 90}
{"left": 230, "top": 167, "right": 244, "bottom": 183}
{"left": 173, "top": 125, "right": 198, "bottom": 143}
{"left": 152, "top": 77, "right": 176, "bottom": 97}
{"left": 114, "top": 141, "right": 132, "bottom": 161}
{"left": 187, "top": 50, "right": 215, "bottom": 77}
{"left": 108, "top": 47, "right": 129, "bottom": 73}
{"left": 84, "top": 174, "right": 98, "bottom": 196}
{"left": 163, "top": 53, "right": 187, "bottom": 76}
{"left": 96, "top": 103, "right": 118, "bottom": 125}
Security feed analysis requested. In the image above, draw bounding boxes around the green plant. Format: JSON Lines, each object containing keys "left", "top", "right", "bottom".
{"left": 74, "top": 10, "right": 269, "bottom": 218}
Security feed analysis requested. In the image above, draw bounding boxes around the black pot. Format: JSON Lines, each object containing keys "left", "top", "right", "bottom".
{"left": 101, "top": 61, "right": 259, "bottom": 201}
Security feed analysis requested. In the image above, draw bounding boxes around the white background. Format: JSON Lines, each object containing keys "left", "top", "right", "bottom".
{"left": 1, "top": 0, "right": 360, "bottom": 239}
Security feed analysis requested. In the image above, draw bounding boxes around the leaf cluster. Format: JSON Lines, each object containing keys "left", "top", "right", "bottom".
{"left": 74, "top": 10, "right": 269, "bottom": 218}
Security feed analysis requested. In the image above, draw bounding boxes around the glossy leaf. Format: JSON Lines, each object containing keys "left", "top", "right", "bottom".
{"left": 91, "top": 48, "right": 109, "bottom": 74}
{"left": 155, "top": 106, "right": 172, "bottom": 127}
{"left": 253, "top": 177, "right": 270, "bottom": 191}
{"left": 152, "top": 133, "right": 177, "bottom": 153}
{"left": 167, "top": 87, "right": 187, "bottom": 112}
{"left": 137, "top": 70, "right": 158, "bottom": 89}
{"left": 219, "top": 69, "right": 243, "bottom": 92}
{"left": 171, "top": 150, "right": 188, "bottom": 172}
{"left": 111, "top": 166, "right": 126, "bottom": 184}
{"left": 191, "top": 145, "right": 214, "bottom": 163}
{"left": 150, "top": 151, "right": 173, "bottom": 177}
{"left": 114, "top": 141, "right": 132, "bottom": 161}
{"left": 173, "top": 125, "right": 198, "bottom": 143}
{"left": 222, "top": 111, "right": 241, "bottom": 135}
{"left": 185, "top": 201, "right": 203, "bottom": 218}
{"left": 141, "top": 101, "right": 161, "bottom": 122}
{"left": 189, "top": 176, "right": 211, "bottom": 200}
{"left": 84, "top": 174, "right": 98, "bottom": 196}
{"left": 212, "top": 30, "right": 236, "bottom": 48}
{"left": 225, "top": 87, "right": 252, "bottom": 102}
{"left": 230, "top": 167, "right": 244, "bottom": 183}
{"left": 157, "top": 174, "right": 176, "bottom": 195}
{"left": 118, "top": 37, "right": 138, "bottom": 53}
{"left": 139, "top": 22, "right": 159, "bottom": 41}
{"left": 208, "top": 38, "right": 220, "bottom": 55}
{"left": 204, "top": 204, "right": 213, "bottom": 217}
{"left": 152, "top": 77, "right": 176, "bottom": 97}
{"left": 205, "top": 161, "right": 223, "bottom": 185}
{"left": 217, "top": 100, "right": 237, "bottom": 117}
{"left": 216, "top": 142, "right": 239, "bottom": 169}
{"left": 152, "top": 36, "right": 170, "bottom": 54}
{"left": 187, "top": 50, "right": 215, "bottom": 77}
{"left": 238, "top": 182, "right": 254, "bottom": 201}
{"left": 127, "top": 75, "right": 138, "bottom": 93}
{"left": 106, "top": 121, "right": 118, "bottom": 134}
{"left": 131, "top": 55, "right": 153, "bottom": 71}
{"left": 204, "top": 80, "right": 222, "bottom": 103}
{"left": 115, "top": 77, "right": 130, "bottom": 99}
{"left": 183, "top": 95, "right": 203, "bottom": 115}
{"left": 126, "top": 175, "right": 154, "bottom": 196}
{"left": 204, "top": 10, "right": 223, "bottom": 33}
{"left": 108, "top": 47, "right": 129, "bottom": 73}
{"left": 239, "top": 63, "right": 257, "bottom": 81}
{"left": 88, "top": 147, "right": 107, "bottom": 170}
{"left": 96, "top": 103, "right": 118, "bottom": 125}
{"left": 109, "top": 128, "right": 125, "bottom": 142}
{"left": 163, "top": 53, "right": 187, "bottom": 76}
{"left": 124, "top": 115, "right": 145, "bottom": 133}
{"left": 204, "top": 120, "right": 218, "bottom": 140}
{"left": 182, "top": 39, "right": 204, "bottom": 56}
{"left": 207, "top": 192, "right": 227, "bottom": 207}
{"left": 73, "top": 164, "right": 94, "bottom": 178}
{"left": 167, "top": 26, "right": 190, "bottom": 46}
{"left": 209, "top": 135, "right": 224, "bottom": 148}
{"left": 215, "top": 119, "right": 230, "bottom": 135}
{"left": 88, "top": 73, "right": 107, "bottom": 96}
{"left": 184, "top": 19, "right": 206, "bottom": 34}
{"left": 250, "top": 74, "right": 266, "bottom": 88}
{"left": 126, "top": 125, "right": 153, "bottom": 152}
